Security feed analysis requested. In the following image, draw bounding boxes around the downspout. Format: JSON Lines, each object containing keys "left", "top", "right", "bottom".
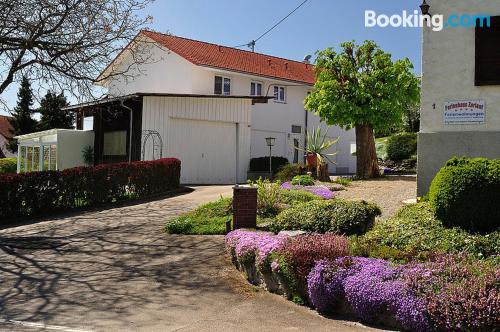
{"left": 304, "top": 108, "right": 308, "bottom": 164}
{"left": 120, "top": 98, "right": 134, "bottom": 163}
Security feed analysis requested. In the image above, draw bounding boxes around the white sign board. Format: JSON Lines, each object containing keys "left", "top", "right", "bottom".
{"left": 443, "top": 100, "right": 486, "bottom": 124}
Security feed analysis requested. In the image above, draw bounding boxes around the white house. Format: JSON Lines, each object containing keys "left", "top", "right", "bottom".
{"left": 418, "top": 0, "right": 500, "bottom": 195}
{"left": 60, "top": 30, "right": 356, "bottom": 184}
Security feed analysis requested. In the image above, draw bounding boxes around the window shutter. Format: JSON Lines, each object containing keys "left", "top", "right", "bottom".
{"left": 475, "top": 16, "right": 500, "bottom": 86}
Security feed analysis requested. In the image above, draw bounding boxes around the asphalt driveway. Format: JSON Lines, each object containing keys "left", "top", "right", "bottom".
{"left": 0, "top": 186, "right": 376, "bottom": 332}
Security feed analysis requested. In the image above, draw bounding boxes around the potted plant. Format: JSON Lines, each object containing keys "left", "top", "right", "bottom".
{"left": 294, "top": 127, "right": 339, "bottom": 182}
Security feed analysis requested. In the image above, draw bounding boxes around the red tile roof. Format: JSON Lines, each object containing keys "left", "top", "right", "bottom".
{"left": 0, "top": 115, "right": 13, "bottom": 139}
{"left": 140, "top": 30, "right": 315, "bottom": 85}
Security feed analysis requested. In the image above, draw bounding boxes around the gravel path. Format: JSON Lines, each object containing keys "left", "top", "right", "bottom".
{"left": 336, "top": 175, "right": 417, "bottom": 219}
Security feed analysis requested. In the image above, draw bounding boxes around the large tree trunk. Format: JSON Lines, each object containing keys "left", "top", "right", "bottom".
{"left": 355, "top": 124, "right": 380, "bottom": 178}
{"left": 317, "top": 163, "right": 330, "bottom": 182}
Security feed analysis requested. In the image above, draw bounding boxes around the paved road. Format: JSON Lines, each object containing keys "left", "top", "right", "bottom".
{"left": 0, "top": 186, "right": 377, "bottom": 332}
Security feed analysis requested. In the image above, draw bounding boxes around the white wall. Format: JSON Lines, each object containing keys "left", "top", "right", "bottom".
{"left": 104, "top": 40, "right": 196, "bottom": 97}
{"left": 57, "top": 130, "right": 94, "bottom": 170}
{"left": 142, "top": 96, "right": 252, "bottom": 183}
{"left": 104, "top": 44, "right": 357, "bottom": 174}
{"left": 421, "top": 0, "right": 500, "bottom": 133}
{"left": 190, "top": 66, "right": 357, "bottom": 173}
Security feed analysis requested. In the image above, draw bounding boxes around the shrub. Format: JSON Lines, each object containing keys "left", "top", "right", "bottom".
{"left": 356, "top": 203, "right": 500, "bottom": 259}
{"left": 386, "top": 133, "right": 417, "bottom": 161}
{"left": 0, "top": 158, "right": 181, "bottom": 220}
{"left": 279, "top": 189, "right": 320, "bottom": 205}
{"left": 375, "top": 137, "right": 388, "bottom": 160}
{"left": 333, "top": 177, "right": 352, "bottom": 186}
{"left": 249, "top": 178, "right": 283, "bottom": 217}
{"left": 249, "top": 156, "right": 288, "bottom": 174}
{"left": 291, "top": 174, "right": 315, "bottom": 186}
{"left": 428, "top": 157, "right": 500, "bottom": 233}
{"left": 279, "top": 234, "right": 349, "bottom": 282}
{"left": 275, "top": 164, "right": 303, "bottom": 182}
{"left": 165, "top": 197, "right": 232, "bottom": 235}
{"left": 271, "top": 199, "right": 381, "bottom": 235}
{"left": 0, "top": 158, "right": 16, "bottom": 174}
{"left": 403, "top": 254, "right": 499, "bottom": 331}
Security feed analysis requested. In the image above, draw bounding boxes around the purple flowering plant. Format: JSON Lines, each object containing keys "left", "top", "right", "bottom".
{"left": 281, "top": 182, "right": 336, "bottom": 199}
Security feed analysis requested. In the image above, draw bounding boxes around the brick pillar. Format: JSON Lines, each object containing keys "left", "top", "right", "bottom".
{"left": 232, "top": 186, "right": 257, "bottom": 230}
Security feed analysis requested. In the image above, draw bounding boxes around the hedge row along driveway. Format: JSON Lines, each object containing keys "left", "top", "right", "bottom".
{"left": 0, "top": 158, "right": 181, "bottom": 220}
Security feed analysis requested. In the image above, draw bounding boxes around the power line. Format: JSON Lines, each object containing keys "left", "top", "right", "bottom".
{"left": 234, "top": 0, "right": 310, "bottom": 51}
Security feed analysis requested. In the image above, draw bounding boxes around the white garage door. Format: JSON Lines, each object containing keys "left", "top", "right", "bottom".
{"left": 169, "top": 118, "right": 237, "bottom": 184}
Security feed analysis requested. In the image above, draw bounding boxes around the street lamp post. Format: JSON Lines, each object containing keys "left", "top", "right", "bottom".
{"left": 265, "top": 137, "right": 276, "bottom": 175}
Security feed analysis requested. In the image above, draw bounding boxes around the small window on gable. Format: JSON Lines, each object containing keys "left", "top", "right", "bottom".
{"left": 251, "top": 82, "right": 262, "bottom": 96}
{"left": 273, "top": 85, "right": 286, "bottom": 102}
{"left": 475, "top": 16, "right": 500, "bottom": 86}
{"left": 214, "top": 76, "right": 231, "bottom": 95}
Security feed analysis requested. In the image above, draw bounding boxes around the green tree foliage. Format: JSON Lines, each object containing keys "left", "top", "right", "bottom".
{"left": 38, "top": 91, "right": 73, "bottom": 130}
{"left": 8, "top": 76, "right": 38, "bottom": 151}
{"left": 305, "top": 41, "right": 420, "bottom": 178}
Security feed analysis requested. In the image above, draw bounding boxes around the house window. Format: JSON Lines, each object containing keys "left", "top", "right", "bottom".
{"left": 214, "top": 76, "right": 231, "bottom": 95}
{"left": 273, "top": 86, "right": 286, "bottom": 102}
{"left": 103, "top": 131, "right": 127, "bottom": 156}
{"left": 475, "top": 16, "right": 500, "bottom": 86}
{"left": 291, "top": 125, "right": 302, "bottom": 134}
{"left": 250, "top": 82, "right": 262, "bottom": 96}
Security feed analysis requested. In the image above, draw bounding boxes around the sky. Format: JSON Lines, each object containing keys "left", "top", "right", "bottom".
{"left": 0, "top": 0, "right": 422, "bottom": 116}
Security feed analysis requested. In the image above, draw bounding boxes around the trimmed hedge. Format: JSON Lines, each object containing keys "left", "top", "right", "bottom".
{"left": 353, "top": 203, "right": 500, "bottom": 260}
{"left": 386, "top": 133, "right": 417, "bottom": 161}
{"left": 0, "top": 158, "right": 16, "bottom": 174}
{"left": 0, "top": 158, "right": 181, "bottom": 219}
{"left": 429, "top": 157, "right": 500, "bottom": 233}
{"left": 249, "top": 156, "right": 288, "bottom": 173}
{"left": 271, "top": 199, "right": 381, "bottom": 235}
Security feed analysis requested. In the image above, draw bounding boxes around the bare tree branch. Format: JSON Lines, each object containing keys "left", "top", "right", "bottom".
{"left": 0, "top": 0, "right": 158, "bottom": 106}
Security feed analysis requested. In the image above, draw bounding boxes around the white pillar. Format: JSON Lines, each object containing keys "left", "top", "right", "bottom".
{"left": 16, "top": 145, "right": 21, "bottom": 173}
{"left": 39, "top": 145, "right": 43, "bottom": 171}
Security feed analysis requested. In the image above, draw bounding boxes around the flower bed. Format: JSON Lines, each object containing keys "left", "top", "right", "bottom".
{"left": 226, "top": 230, "right": 500, "bottom": 331}
{"left": 280, "top": 182, "right": 338, "bottom": 199}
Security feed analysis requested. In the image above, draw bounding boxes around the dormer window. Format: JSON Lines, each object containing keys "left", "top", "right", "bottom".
{"left": 214, "top": 76, "right": 231, "bottom": 95}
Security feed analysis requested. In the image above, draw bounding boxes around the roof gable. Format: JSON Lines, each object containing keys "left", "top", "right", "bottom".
{"left": 140, "top": 30, "right": 315, "bottom": 85}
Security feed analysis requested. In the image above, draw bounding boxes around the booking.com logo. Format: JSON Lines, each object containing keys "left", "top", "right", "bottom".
{"left": 365, "top": 10, "right": 491, "bottom": 32}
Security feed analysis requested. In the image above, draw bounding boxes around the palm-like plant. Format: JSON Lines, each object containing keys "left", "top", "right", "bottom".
{"left": 295, "top": 126, "right": 339, "bottom": 165}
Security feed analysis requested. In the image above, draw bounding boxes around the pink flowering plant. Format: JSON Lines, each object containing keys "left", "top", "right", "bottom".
{"left": 225, "top": 229, "right": 288, "bottom": 266}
